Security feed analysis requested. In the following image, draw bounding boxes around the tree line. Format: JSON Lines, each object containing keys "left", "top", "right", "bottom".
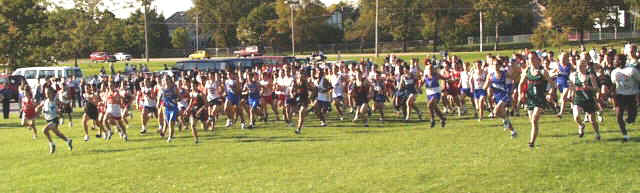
{"left": 0, "top": 0, "right": 638, "bottom": 67}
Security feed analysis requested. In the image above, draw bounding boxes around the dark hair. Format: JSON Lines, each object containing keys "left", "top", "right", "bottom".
{"left": 616, "top": 54, "right": 627, "bottom": 68}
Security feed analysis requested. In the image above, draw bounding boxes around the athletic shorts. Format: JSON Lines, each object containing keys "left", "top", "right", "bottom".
{"left": 144, "top": 106, "right": 157, "bottom": 114}
{"left": 333, "top": 95, "right": 344, "bottom": 102}
{"left": 317, "top": 101, "right": 330, "bottom": 112}
{"left": 615, "top": 94, "right": 636, "bottom": 108}
{"left": 46, "top": 118, "right": 59, "bottom": 126}
{"left": 164, "top": 107, "right": 178, "bottom": 123}
{"left": 473, "top": 89, "right": 487, "bottom": 99}
{"left": 208, "top": 98, "right": 224, "bottom": 106}
{"left": 226, "top": 92, "right": 240, "bottom": 106}
{"left": 191, "top": 109, "right": 208, "bottom": 122}
{"left": 374, "top": 94, "right": 386, "bottom": 103}
{"left": 557, "top": 81, "right": 569, "bottom": 92}
{"left": 248, "top": 97, "right": 260, "bottom": 108}
{"left": 461, "top": 88, "right": 472, "bottom": 97}
{"left": 86, "top": 103, "right": 99, "bottom": 120}
{"left": 61, "top": 103, "right": 72, "bottom": 114}
{"left": 427, "top": 93, "right": 441, "bottom": 101}
{"left": 446, "top": 87, "right": 459, "bottom": 96}
{"left": 262, "top": 95, "right": 273, "bottom": 104}
{"left": 493, "top": 91, "right": 511, "bottom": 105}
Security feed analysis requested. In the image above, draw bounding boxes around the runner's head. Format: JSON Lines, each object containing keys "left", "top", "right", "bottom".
{"left": 614, "top": 54, "right": 627, "bottom": 68}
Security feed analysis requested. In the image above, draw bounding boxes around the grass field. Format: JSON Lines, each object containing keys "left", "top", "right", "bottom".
{"left": 6, "top": 41, "right": 637, "bottom": 192}
{"left": 1, "top": 95, "right": 639, "bottom": 193}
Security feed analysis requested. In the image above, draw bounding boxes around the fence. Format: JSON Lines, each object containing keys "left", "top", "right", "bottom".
{"left": 467, "top": 32, "right": 640, "bottom": 45}
{"left": 158, "top": 40, "right": 437, "bottom": 58}
{"left": 157, "top": 31, "right": 640, "bottom": 58}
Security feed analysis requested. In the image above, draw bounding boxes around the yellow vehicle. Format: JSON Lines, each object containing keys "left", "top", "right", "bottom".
{"left": 188, "top": 50, "right": 209, "bottom": 60}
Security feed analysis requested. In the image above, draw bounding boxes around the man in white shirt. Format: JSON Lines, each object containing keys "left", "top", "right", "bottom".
{"left": 611, "top": 54, "right": 640, "bottom": 142}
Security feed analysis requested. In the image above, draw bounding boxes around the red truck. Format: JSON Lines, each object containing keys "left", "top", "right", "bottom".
{"left": 234, "top": 46, "right": 263, "bottom": 57}
{"left": 90, "top": 52, "right": 116, "bottom": 63}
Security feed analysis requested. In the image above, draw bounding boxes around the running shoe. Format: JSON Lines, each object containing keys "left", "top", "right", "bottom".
{"left": 294, "top": 128, "right": 301, "bottom": 135}
{"left": 49, "top": 143, "right": 56, "bottom": 154}
{"left": 595, "top": 134, "right": 601, "bottom": 141}
{"left": 140, "top": 129, "right": 147, "bottom": 134}
{"left": 66, "top": 139, "right": 73, "bottom": 151}
{"left": 511, "top": 131, "right": 518, "bottom": 139}
{"left": 578, "top": 125, "right": 585, "bottom": 138}
{"left": 84, "top": 135, "right": 89, "bottom": 142}
{"left": 320, "top": 122, "right": 327, "bottom": 127}
{"left": 528, "top": 142, "right": 534, "bottom": 148}
{"left": 225, "top": 120, "right": 233, "bottom": 127}
{"left": 430, "top": 120, "right": 436, "bottom": 128}
{"left": 123, "top": 135, "right": 128, "bottom": 142}
{"left": 241, "top": 123, "right": 246, "bottom": 130}
{"left": 441, "top": 119, "right": 446, "bottom": 128}
{"left": 167, "top": 137, "right": 173, "bottom": 143}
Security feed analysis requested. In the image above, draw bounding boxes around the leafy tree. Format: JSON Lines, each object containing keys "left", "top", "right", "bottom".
{"left": 0, "top": 0, "right": 54, "bottom": 68}
{"left": 346, "top": 0, "right": 378, "bottom": 52}
{"left": 194, "top": 0, "right": 269, "bottom": 48}
{"left": 474, "top": 0, "right": 527, "bottom": 50}
{"left": 545, "top": 0, "right": 608, "bottom": 44}
{"left": 236, "top": 3, "right": 278, "bottom": 49}
{"left": 171, "top": 27, "right": 189, "bottom": 49}
{"left": 385, "top": 0, "right": 424, "bottom": 52}
{"left": 126, "top": 8, "right": 169, "bottom": 57}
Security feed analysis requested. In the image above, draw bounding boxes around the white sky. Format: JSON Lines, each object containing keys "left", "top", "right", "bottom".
{"left": 54, "top": 0, "right": 352, "bottom": 18}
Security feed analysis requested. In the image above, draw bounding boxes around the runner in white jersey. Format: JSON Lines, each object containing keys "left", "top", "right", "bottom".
{"left": 459, "top": 62, "right": 474, "bottom": 116}
{"left": 329, "top": 66, "right": 345, "bottom": 120}
{"left": 314, "top": 70, "right": 331, "bottom": 126}
{"left": 138, "top": 79, "right": 158, "bottom": 134}
{"left": 260, "top": 72, "right": 279, "bottom": 122}
{"left": 471, "top": 61, "right": 488, "bottom": 120}
{"left": 37, "top": 88, "right": 73, "bottom": 154}
{"left": 58, "top": 85, "right": 73, "bottom": 128}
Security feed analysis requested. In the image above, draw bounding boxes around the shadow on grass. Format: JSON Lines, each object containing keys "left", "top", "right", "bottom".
{"left": 0, "top": 122, "right": 23, "bottom": 129}
{"left": 233, "top": 135, "right": 332, "bottom": 143}
{"left": 346, "top": 129, "right": 398, "bottom": 134}
{"left": 88, "top": 144, "right": 179, "bottom": 154}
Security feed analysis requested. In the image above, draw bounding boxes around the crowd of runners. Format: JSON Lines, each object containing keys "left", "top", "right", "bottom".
{"left": 14, "top": 43, "right": 640, "bottom": 154}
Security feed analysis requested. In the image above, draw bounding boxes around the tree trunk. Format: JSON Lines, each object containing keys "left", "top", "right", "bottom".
{"left": 402, "top": 39, "right": 407, "bottom": 53}
{"left": 579, "top": 28, "right": 585, "bottom": 45}
{"left": 360, "top": 37, "right": 364, "bottom": 53}
{"left": 432, "top": 13, "right": 440, "bottom": 52}
{"left": 494, "top": 22, "right": 499, "bottom": 51}
{"left": 74, "top": 52, "right": 78, "bottom": 66}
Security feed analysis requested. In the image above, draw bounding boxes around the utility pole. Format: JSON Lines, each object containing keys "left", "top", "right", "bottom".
{"left": 285, "top": 0, "right": 299, "bottom": 56}
{"left": 479, "top": 11, "right": 483, "bottom": 53}
{"left": 375, "top": 0, "right": 379, "bottom": 58}
{"left": 144, "top": 3, "right": 149, "bottom": 63}
{"left": 195, "top": 14, "right": 199, "bottom": 51}
{"left": 291, "top": 7, "right": 295, "bottom": 56}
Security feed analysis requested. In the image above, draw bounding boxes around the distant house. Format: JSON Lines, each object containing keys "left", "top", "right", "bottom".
{"left": 325, "top": 10, "right": 343, "bottom": 30}
{"left": 165, "top": 11, "right": 210, "bottom": 50}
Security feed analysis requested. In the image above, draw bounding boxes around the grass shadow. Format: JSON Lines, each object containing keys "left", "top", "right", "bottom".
{"left": 234, "top": 135, "right": 332, "bottom": 143}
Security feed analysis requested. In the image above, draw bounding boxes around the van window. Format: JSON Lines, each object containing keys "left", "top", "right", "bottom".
{"left": 57, "top": 70, "right": 63, "bottom": 78}
{"left": 39, "top": 70, "right": 55, "bottom": 79}
{"left": 24, "top": 70, "right": 37, "bottom": 79}
{"left": 74, "top": 69, "right": 83, "bottom": 77}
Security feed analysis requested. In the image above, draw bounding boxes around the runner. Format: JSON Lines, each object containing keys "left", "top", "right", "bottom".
{"left": 611, "top": 54, "right": 640, "bottom": 142}
{"left": 423, "top": 63, "right": 446, "bottom": 128}
{"left": 36, "top": 88, "right": 72, "bottom": 154}
{"left": 518, "top": 52, "right": 554, "bottom": 148}
{"left": 569, "top": 59, "right": 601, "bottom": 140}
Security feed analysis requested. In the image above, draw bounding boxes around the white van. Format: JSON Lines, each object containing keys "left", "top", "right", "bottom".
{"left": 12, "top": 67, "right": 83, "bottom": 88}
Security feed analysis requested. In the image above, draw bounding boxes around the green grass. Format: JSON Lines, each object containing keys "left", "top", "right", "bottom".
{"left": 8, "top": 41, "right": 637, "bottom": 192}
{"left": 1, "top": 95, "right": 639, "bottom": 193}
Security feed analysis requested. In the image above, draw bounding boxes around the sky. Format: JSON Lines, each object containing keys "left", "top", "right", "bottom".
{"left": 56, "top": 0, "right": 352, "bottom": 18}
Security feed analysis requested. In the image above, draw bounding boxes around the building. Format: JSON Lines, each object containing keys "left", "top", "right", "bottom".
{"left": 165, "top": 11, "right": 210, "bottom": 50}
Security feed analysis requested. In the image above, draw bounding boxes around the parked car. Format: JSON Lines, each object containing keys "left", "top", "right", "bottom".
{"left": 113, "top": 52, "right": 132, "bottom": 61}
{"left": 12, "top": 66, "right": 83, "bottom": 90}
{"left": 90, "top": 52, "right": 116, "bottom": 63}
{"left": 0, "top": 75, "right": 26, "bottom": 119}
{"left": 188, "top": 50, "right": 209, "bottom": 60}
{"left": 234, "top": 46, "right": 263, "bottom": 57}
